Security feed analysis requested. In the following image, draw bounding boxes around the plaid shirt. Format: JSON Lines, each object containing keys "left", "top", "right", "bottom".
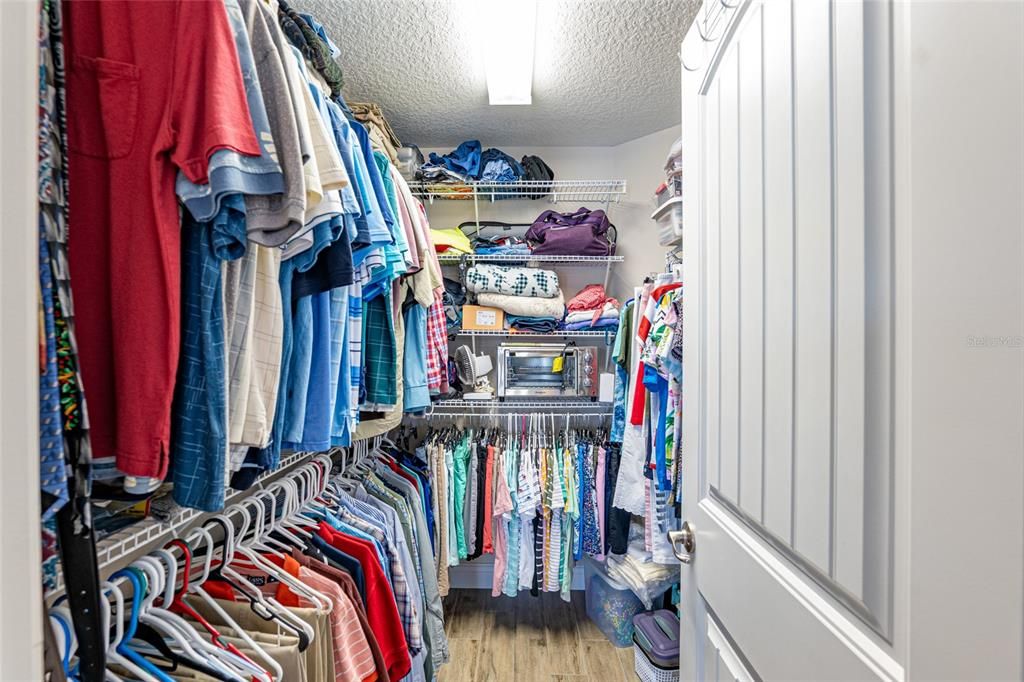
{"left": 340, "top": 506, "right": 424, "bottom": 654}
{"left": 362, "top": 291, "right": 397, "bottom": 406}
{"left": 425, "top": 294, "right": 448, "bottom": 392}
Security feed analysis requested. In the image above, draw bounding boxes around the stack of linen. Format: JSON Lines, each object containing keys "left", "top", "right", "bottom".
{"left": 563, "top": 284, "right": 620, "bottom": 331}
{"left": 464, "top": 264, "right": 566, "bottom": 330}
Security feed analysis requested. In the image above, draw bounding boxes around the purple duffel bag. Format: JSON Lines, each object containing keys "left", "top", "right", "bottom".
{"left": 524, "top": 207, "right": 617, "bottom": 256}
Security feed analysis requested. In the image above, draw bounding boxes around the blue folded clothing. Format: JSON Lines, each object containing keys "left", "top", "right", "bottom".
{"left": 474, "top": 244, "right": 532, "bottom": 255}
{"left": 507, "top": 315, "right": 560, "bottom": 333}
{"left": 562, "top": 317, "right": 619, "bottom": 332}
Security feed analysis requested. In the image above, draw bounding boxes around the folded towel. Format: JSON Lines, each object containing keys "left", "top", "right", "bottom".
{"left": 476, "top": 291, "right": 566, "bottom": 318}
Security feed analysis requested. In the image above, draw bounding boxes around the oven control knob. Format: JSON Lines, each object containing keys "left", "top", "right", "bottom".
{"left": 583, "top": 351, "right": 593, "bottom": 365}
{"left": 583, "top": 377, "right": 593, "bottom": 388}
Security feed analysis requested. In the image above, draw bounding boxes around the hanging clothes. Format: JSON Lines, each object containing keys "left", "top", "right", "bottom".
{"left": 421, "top": 422, "right": 609, "bottom": 602}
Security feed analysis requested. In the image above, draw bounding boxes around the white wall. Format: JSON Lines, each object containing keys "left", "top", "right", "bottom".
{"left": 609, "top": 125, "right": 682, "bottom": 296}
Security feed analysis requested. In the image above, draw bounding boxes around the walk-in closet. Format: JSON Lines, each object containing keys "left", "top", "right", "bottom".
{"left": 3, "top": 0, "right": 1023, "bottom": 680}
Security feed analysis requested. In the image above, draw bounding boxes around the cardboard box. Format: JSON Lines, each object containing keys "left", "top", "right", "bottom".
{"left": 461, "top": 304, "right": 505, "bottom": 331}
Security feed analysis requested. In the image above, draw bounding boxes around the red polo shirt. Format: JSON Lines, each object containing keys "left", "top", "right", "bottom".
{"left": 63, "top": 0, "right": 259, "bottom": 478}
{"left": 317, "top": 522, "right": 412, "bottom": 681}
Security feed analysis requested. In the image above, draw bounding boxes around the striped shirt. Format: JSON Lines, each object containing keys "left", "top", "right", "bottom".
{"left": 298, "top": 567, "right": 378, "bottom": 682}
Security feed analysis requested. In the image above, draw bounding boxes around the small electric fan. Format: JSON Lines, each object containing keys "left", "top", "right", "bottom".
{"left": 454, "top": 345, "right": 494, "bottom": 400}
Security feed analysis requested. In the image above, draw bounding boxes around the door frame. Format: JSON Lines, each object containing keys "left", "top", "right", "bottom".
{"left": 0, "top": 0, "right": 45, "bottom": 679}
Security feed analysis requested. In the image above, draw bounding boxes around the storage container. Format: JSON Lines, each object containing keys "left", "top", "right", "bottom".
{"left": 653, "top": 199, "right": 682, "bottom": 247}
{"left": 583, "top": 557, "right": 645, "bottom": 647}
{"left": 653, "top": 174, "right": 683, "bottom": 208}
{"left": 633, "top": 610, "right": 680, "bottom": 668}
{"left": 633, "top": 638, "right": 681, "bottom": 682}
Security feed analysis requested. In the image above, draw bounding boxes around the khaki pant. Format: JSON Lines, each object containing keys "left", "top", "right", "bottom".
{"left": 186, "top": 594, "right": 335, "bottom": 681}
{"left": 166, "top": 625, "right": 305, "bottom": 681}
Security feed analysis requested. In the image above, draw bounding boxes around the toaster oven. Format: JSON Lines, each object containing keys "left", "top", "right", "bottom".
{"left": 495, "top": 343, "right": 599, "bottom": 399}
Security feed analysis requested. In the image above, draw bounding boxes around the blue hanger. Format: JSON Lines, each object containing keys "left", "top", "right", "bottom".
{"left": 49, "top": 609, "right": 74, "bottom": 676}
{"left": 108, "top": 568, "right": 175, "bottom": 682}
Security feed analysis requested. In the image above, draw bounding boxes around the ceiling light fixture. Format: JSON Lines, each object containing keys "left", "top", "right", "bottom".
{"left": 476, "top": 0, "right": 537, "bottom": 105}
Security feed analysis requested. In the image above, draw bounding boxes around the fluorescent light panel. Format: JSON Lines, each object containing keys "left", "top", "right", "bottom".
{"left": 476, "top": 0, "right": 537, "bottom": 105}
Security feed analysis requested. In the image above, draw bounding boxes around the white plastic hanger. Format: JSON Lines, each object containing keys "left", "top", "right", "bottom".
{"left": 229, "top": 503, "right": 332, "bottom": 616}
{"left": 200, "top": 512, "right": 310, "bottom": 641}
{"left": 179, "top": 527, "right": 284, "bottom": 682}
{"left": 134, "top": 553, "right": 260, "bottom": 682}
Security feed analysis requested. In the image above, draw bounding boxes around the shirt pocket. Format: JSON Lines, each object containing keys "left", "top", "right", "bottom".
{"left": 67, "top": 55, "right": 139, "bottom": 160}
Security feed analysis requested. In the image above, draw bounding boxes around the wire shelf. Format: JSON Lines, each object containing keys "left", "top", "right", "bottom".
{"left": 421, "top": 411, "right": 613, "bottom": 419}
{"left": 427, "top": 399, "right": 610, "bottom": 411}
{"left": 455, "top": 329, "right": 613, "bottom": 338}
{"left": 437, "top": 253, "right": 624, "bottom": 265}
{"left": 409, "top": 179, "right": 627, "bottom": 203}
{"left": 46, "top": 451, "right": 312, "bottom": 597}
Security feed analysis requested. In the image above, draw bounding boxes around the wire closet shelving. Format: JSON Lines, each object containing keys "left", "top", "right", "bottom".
{"left": 427, "top": 399, "right": 610, "bottom": 411}
{"left": 408, "top": 179, "right": 626, "bottom": 204}
{"left": 436, "top": 253, "right": 624, "bottom": 266}
{"left": 454, "top": 328, "right": 613, "bottom": 339}
{"left": 45, "top": 451, "right": 313, "bottom": 597}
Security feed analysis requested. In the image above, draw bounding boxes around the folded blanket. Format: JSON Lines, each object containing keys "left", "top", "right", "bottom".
{"left": 476, "top": 291, "right": 566, "bottom": 318}
{"left": 507, "top": 315, "right": 560, "bottom": 333}
{"left": 563, "top": 318, "right": 619, "bottom": 332}
{"left": 466, "top": 264, "right": 560, "bottom": 298}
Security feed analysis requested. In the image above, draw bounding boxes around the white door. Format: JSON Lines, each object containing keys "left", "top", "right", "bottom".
{"left": 676, "top": 0, "right": 1024, "bottom": 680}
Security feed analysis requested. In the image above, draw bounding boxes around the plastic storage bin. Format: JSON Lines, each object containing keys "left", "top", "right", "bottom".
{"left": 583, "top": 557, "right": 645, "bottom": 647}
{"left": 654, "top": 200, "right": 682, "bottom": 247}
{"left": 634, "top": 610, "right": 680, "bottom": 662}
{"left": 633, "top": 610, "right": 681, "bottom": 682}
{"left": 633, "top": 640, "right": 681, "bottom": 682}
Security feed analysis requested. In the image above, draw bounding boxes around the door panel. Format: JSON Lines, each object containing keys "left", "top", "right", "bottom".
{"left": 697, "top": 499, "right": 901, "bottom": 680}
{"left": 717, "top": 52, "right": 741, "bottom": 505}
{"left": 706, "top": 616, "right": 754, "bottom": 682}
{"left": 695, "top": 0, "right": 892, "bottom": 625}
{"left": 680, "top": 0, "right": 899, "bottom": 677}
{"left": 790, "top": 0, "right": 833, "bottom": 575}
{"left": 680, "top": 0, "right": 1024, "bottom": 679}
{"left": 759, "top": 0, "right": 795, "bottom": 544}
{"left": 736, "top": 6, "right": 764, "bottom": 523}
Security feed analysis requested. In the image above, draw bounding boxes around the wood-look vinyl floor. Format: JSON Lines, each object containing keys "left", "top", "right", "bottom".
{"left": 437, "top": 589, "right": 637, "bottom": 682}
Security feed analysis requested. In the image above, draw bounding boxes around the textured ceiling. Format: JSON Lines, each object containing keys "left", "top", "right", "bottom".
{"left": 302, "top": 0, "right": 700, "bottom": 147}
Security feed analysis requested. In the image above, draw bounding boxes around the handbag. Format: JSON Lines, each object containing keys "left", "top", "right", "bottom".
{"left": 524, "top": 207, "right": 617, "bottom": 256}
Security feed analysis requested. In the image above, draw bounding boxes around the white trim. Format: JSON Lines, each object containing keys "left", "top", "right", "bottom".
{"left": 701, "top": 500, "right": 905, "bottom": 682}
{"left": 0, "top": 0, "right": 44, "bottom": 679}
{"left": 706, "top": 617, "right": 754, "bottom": 682}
